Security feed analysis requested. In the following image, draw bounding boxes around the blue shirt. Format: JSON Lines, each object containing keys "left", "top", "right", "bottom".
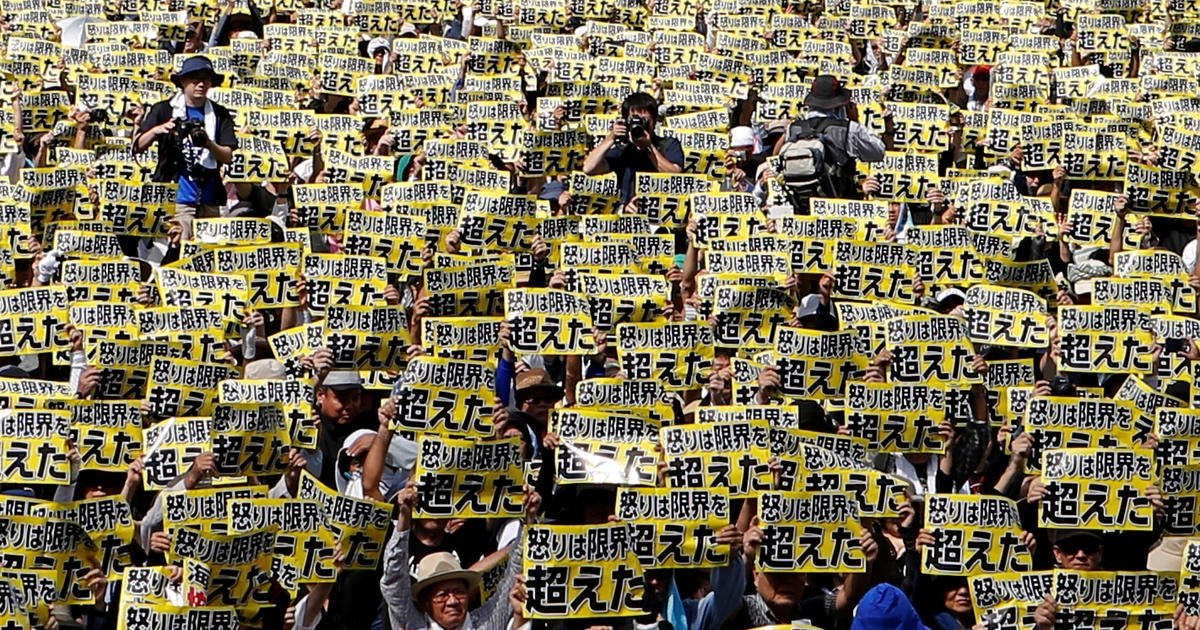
{"left": 176, "top": 106, "right": 223, "bottom": 205}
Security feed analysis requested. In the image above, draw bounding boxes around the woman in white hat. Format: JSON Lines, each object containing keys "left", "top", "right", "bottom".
{"left": 381, "top": 482, "right": 541, "bottom": 630}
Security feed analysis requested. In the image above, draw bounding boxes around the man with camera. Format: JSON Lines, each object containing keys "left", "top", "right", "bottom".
{"left": 582, "top": 92, "right": 683, "bottom": 204}
{"left": 133, "top": 56, "right": 238, "bottom": 241}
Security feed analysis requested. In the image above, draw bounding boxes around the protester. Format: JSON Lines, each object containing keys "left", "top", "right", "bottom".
{"left": 582, "top": 91, "right": 685, "bottom": 203}
{"left": 133, "top": 54, "right": 238, "bottom": 241}
{"left": 4, "top": 1, "right": 1200, "bottom": 630}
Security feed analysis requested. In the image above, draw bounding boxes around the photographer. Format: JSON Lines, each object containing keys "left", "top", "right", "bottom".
{"left": 133, "top": 56, "right": 238, "bottom": 241}
{"left": 582, "top": 91, "right": 683, "bottom": 204}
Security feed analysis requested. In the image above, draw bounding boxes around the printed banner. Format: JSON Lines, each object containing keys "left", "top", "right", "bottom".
{"left": 844, "top": 382, "right": 948, "bottom": 453}
{"left": 921, "top": 494, "right": 1033, "bottom": 575}
{"left": 391, "top": 357, "right": 494, "bottom": 434}
{"left": 661, "top": 421, "right": 772, "bottom": 498}
{"left": 552, "top": 408, "right": 659, "bottom": 487}
{"left": 1039, "top": 448, "right": 1156, "bottom": 531}
{"left": 757, "top": 491, "right": 866, "bottom": 573}
{"left": 0, "top": 409, "right": 71, "bottom": 485}
{"left": 616, "top": 322, "right": 713, "bottom": 390}
{"left": 523, "top": 523, "right": 646, "bottom": 619}
{"left": 615, "top": 487, "right": 731, "bottom": 569}
{"left": 505, "top": 288, "right": 597, "bottom": 354}
{"left": 414, "top": 435, "right": 525, "bottom": 518}
{"left": 962, "top": 284, "right": 1050, "bottom": 348}
{"left": 297, "top": 471, "right": 392, "bottom": 570}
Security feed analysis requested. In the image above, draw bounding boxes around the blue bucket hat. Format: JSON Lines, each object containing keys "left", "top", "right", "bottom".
{"left": 171, "top": 55, "right": 225, "bottom": 87}
{"left": 851, "top": 584, "right": 931, "bottom": 630}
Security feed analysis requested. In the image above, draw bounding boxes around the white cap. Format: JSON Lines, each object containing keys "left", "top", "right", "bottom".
{"left": 367, "top": 37, "right": 391, "bottom": 57}
{"left": 730, "top": 126, "right": 755, "bottom": 149}
{"left": 936, "top": 288, "right": 966, "bottom": 305}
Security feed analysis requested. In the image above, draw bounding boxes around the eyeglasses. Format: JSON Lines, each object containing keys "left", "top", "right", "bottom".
{"left": 524, "top": 394, "right": 559, "bottom": 404}
{"left": 1056, "top": 540, "right": 1100, "bottom": 556}
{"left": 430, "top": 588, "right": 468, "bottom": 604}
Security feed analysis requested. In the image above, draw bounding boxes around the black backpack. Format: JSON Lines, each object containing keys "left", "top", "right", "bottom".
{"left": 777, "top": 116, "right": 855, "bottom": 199}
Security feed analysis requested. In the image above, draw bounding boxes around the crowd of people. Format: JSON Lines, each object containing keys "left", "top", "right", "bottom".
{"left": 3, "top": 0, "right": 1200, "bottom": 628}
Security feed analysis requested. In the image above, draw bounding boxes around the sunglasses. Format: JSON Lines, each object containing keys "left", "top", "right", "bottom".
{"left": 524, "top": 394, "right": 559, "bottom": 404}
{"left": 1056, "top": 539, "right": 1100, "bottom": 555}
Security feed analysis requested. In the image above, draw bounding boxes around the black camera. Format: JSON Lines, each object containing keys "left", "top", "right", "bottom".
{"left": 88, "top": 109, "right": 109, "bottom": 125}
{"left": 626, "top": 114, "right": 648, "bottom": 140}
{"left": 1048, "top": 374, "right": 1077, "bottom": 397}
{"left": 173, "top": 117, "right": 208, "bottom": 146}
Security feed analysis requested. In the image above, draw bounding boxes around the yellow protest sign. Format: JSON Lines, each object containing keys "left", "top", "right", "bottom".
{"left": 156, "top": 266, "right": 248, "bottom": 323}
{"left": 391, "top": 356, "right": 494, "bottom": 434}
{"left": 1115, "top": 374, "right": 1185, "bottom": 443}
{"left": 832, "top": 240, "right": 916, "bottom": 303}
{"left": 217, "top": 379, "right": 318, "bottom": 450}
{"left": 163, "top": 485, "right": 269, "bottom": 537}
{"left": 323, "top": 304, "right": 412, "bottom": 371}
{"left": 425, "top": 262, "right": 514, "bottom": 317}
{"left": 344, "top": 209, "right": 426, "bottom": 280}
{"left": 169, "top": 527, "right": 276, "bottom": 607}
{"left": 868, "top": 152, "right": 939, "bottom": 202}
{"left": 661, "top": 421, "right": 772, "bottom": 498}
{"left": 420, "top": 317, "right": 501, "bottom": 362}
{"left": 1161, "top": 466, "right": 1200, "bottom": 537}
{"left": 297, "top": 471, "right": 391, "bottom": 570}
{"left": 845, "top": 382, "right": 947, "bottom": 453}
{"left": 712, "top": 286, "right": 794, "bottom": 350}
{"left": 35, "top": 496, "right": 136, "bottom": 580}
{"left": 969, "top": 566, "right": 1055, "bottom": 609}
{"left": 523, "top": 523, "right": 645, "bottom": 619}
{"left": 414, "top": 435, "right": 525, "bottom": 518}
{"left": 1050, "top": 569, "right": 1177, "bottom": 618}
{"left": 1058, "top": 306, "right": 1154, "bottom": 374}
{"left": 886, "top": 314, "right": 981, "bottom": 385}
{"left": 1113, "top": 249, "right": 1197, "bottom": 313}
{"left": 552, "top": 408, "right": 659, "bottom": 487}
{"left": 144, "top": 358, "right": 241, "bottom": 418}
{"left": 771, "top": 437, "right": 902, "bottom": 517}
{"left": 635, "top": 172, "right": 718, "bottom": 229}
{"left": 227, "top": 498, "right": 339, "bottom": 591}
{"left": 0, "top": 287, "right": 69, "bottom": 355}
{"left": 696, "top": 405, "right": 801, "bottom": 428}
{"left": 210, "top": 403, "right": 290, "bottom": 476}
{"left": 69, "top": 400, "right": 143, "bottom": 472}
{"left": 615, "top": 487, "right": 731, "bottom": 569}
{"left": 302, "top": 254, "right": 389, "bottom": 316}
{"left": 208, "top": 243, "right": 303, "bottom": 309}
{"left": 95, "top": 179, "right": 174, "bottom": 237}
{"left": 771, "top": 327, "right": 855, "bottom": 399}
{"left": 141, "top": 417, "right": 211, "bottom": 490}
{"left": 504, "top": 288, "right": 597, "bottom": 355}
{"left": 616, "top": 321, "right": 713, "bottom": 390}
{"left": 578, "top": 273, "right": 670, "bottom": 330}
{"left": 757, "top": 491, "right": 866, "bottom": 573}
{"left": 962, "top": 284, "right": 1049, "bottom": 349}
{"left": 921, "top": 494, "right": 1033, "bottom": 575}
{"left": 61, "top": 259, "right": 141, "bottom": 304}
{"left": 574, "top": 378, "right": 675, "bottom": 425}
{"left": 906, "top": 225, "right": 986, "bottom": 286}
{"left": 1020, "top": 396, "right": 1139, "bottom": 473}
{"left": 1039, "top": 448, "right": 1157, "bottom": 531}
{"left": 292, "top": 184, "right": 360, "bottom": 236}
{"left": 0, "top": 409, "right": 71, "bottom": 485}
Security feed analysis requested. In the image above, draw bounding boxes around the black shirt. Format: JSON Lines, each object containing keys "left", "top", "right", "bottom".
{"left": 603, "top": 135, "right": 686, "bottom": 204}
